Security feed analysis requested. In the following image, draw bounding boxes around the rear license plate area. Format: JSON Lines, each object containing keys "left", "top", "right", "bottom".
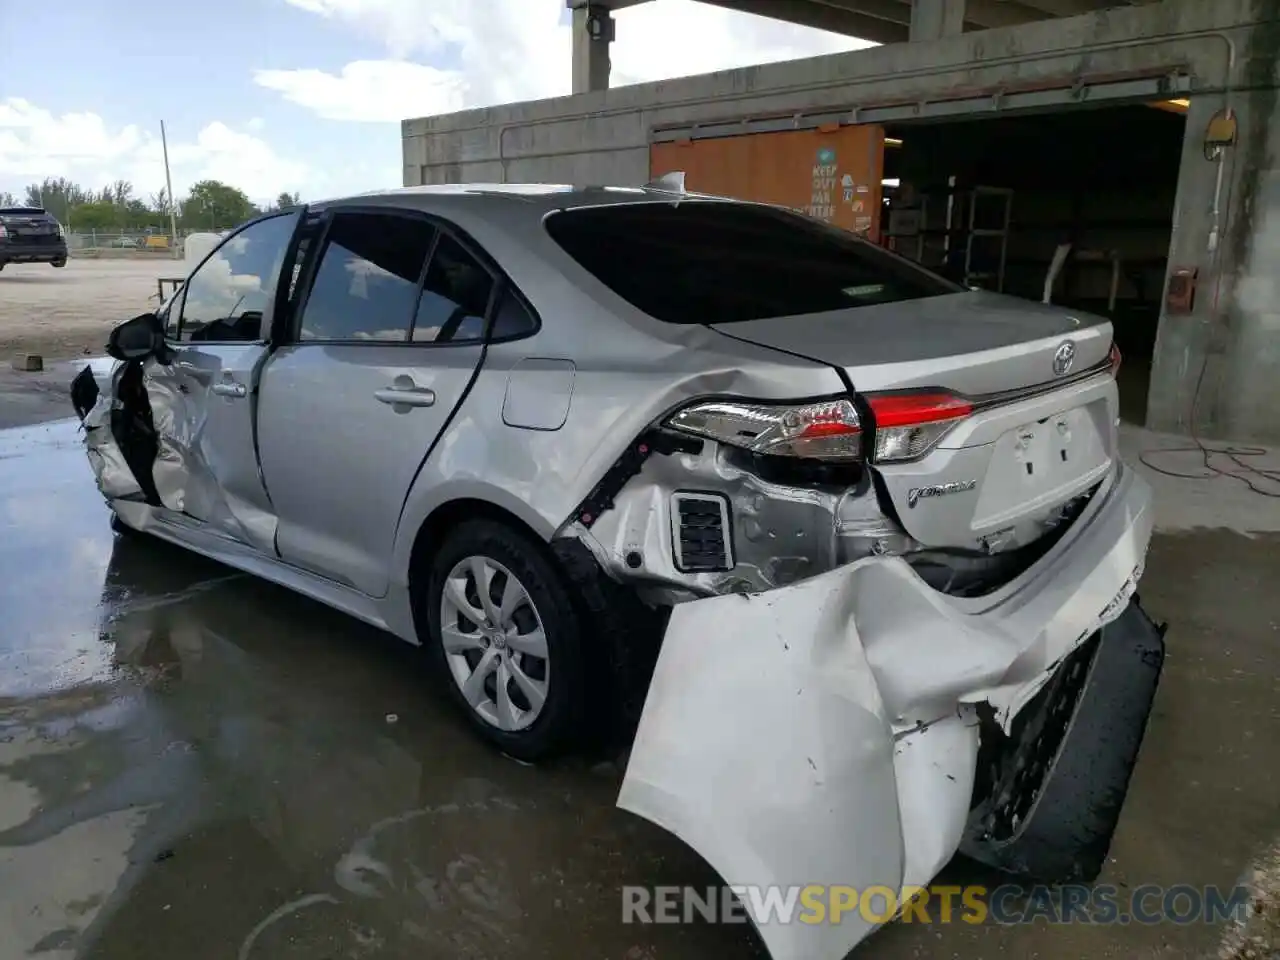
{"left": 972, "top": 405, "right": 1111, "bottom": 528}
{"left": 1008, "top": 407, "right": 1101, "bottom": 482}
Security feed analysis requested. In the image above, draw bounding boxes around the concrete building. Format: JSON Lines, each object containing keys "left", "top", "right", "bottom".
{"left": 403, "top": 0, "right": 1280, "bottom": 445}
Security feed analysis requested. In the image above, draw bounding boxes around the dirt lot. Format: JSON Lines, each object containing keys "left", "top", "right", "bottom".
{"left": 0, "top": 259, "right": 182, "bottom": 362}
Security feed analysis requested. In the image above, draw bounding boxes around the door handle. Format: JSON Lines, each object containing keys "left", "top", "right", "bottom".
{"left": 212, "top": 381, "right": 247, "bottom": 398}
{"left": 375, "top": 386, "right": 436, "bottom": 407}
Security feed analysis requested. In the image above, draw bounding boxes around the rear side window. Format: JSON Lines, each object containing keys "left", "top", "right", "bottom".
{"left": 411, "top": 234, "right": 494, "bottom": 343}
{"left": 544, "top": 202, "right": 960, "bottom": 324}
{"left": 298, "top": 211, "right": 435, "bottom": 342}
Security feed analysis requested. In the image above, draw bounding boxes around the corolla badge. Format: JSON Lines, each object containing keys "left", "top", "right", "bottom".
{"left": 1053, "top": 340, "right": 1076, "bottom": 377}
{"left": 907, "top": 479, "right": 977, "bottom": 508}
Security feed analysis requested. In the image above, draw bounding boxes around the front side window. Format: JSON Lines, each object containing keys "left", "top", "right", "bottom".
{"left": 545, "top": 201, "right": 961, "bottom": 324}
{"left": 298, "top": 212, "right": 436, "bottom": 342}
{"left": 176, "top": 214, "right": 298, "bottom": 342}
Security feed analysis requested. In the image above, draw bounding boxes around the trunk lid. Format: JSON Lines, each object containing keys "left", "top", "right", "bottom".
{"left": 710, "top": 291, "right": 1112, "bottom": 396}
{"left": 710, "top": 292, "right": 1118, "bottom": 552}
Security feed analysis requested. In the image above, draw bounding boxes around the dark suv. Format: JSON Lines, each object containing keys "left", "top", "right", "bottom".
{"left": 0, "top": 206, "right": 68, "bottom": 270}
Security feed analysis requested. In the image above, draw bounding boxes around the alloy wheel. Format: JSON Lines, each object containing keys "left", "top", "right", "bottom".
{"left": 439, "top": 555, "right": 550, "bottom": 732}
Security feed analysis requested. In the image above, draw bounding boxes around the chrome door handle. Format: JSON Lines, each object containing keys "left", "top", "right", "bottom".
{"left": 212, "top": 381, "right": 247, "bottom": 398}
{"left": 375, "top": 386, "right": 436, "bottom": 407}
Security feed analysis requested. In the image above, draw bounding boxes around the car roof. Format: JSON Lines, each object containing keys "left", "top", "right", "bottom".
{"left": 309, "top": 182, "right": 731, "bottom": 217}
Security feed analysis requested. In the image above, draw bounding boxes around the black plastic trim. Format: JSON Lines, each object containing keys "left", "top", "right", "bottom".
{"left": 963, "top": 597, "right": 1166, "bottom": 882}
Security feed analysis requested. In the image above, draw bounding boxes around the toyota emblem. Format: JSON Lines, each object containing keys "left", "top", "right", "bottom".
{"left": 1053, "top": 341, "right": 1076, "bottom": 377}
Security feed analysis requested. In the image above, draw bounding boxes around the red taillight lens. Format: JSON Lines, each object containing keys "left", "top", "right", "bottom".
{"left": 1108, "top": 343, "right": 1122, "bottom": 375}
{"left": 866, "top": 390, "right": 973, "bottom": 463}
{"left": 0, "top": 224, "right": 7, "bottom": 239}
{"left": 665, "top": 397, "right": 863, "bottom": 461}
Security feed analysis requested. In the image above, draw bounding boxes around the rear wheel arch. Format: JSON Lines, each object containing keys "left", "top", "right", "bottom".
{"left": 410, "top": 503, "right": 588, "bottom": 759}
{"left": 406, "top": 498, "right": 555, "bottom": 638}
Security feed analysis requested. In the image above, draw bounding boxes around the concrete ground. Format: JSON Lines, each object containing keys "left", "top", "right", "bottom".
{"left": 0, "top": 259, "right": 180, "bottom": 364}
{"left": 0, "top": 411, "right": 1277, "bottom": 960}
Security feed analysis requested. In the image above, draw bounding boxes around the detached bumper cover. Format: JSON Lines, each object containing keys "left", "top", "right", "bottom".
{"left": 618, "top": 463, "right": 1160, "bottom": 960}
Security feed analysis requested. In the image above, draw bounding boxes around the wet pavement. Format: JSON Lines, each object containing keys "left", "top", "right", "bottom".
{"left": 1, "top": 417, "right": 1278, "bottom": 960}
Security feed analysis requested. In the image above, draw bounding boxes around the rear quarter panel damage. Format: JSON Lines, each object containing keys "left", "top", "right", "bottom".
{"left": 619, "top": 465, "right": 1156, "bottom": 960}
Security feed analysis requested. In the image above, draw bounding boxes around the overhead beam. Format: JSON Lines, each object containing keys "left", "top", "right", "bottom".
{"left": 911, "top": 0, "right": 965, "bottom": 39}
{"left": 565, "top": 0, "right": 651, "bottom": 8}
{"left": 694, "top": 0, "right": 910, "bottom": 43}
{"left": 961, "top": 0, "right": 1054, "bottom": 28}
{"left": 798, "top": 0, "right": 914, "bottom": 25}
{"left": 1012, "top": 0, "right": 1114, "bottom": 15}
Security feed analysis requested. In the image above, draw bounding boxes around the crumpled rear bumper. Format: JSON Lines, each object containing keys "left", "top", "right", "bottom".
{"left": 618, "top": 462, "right": 1160, "bottom": 960}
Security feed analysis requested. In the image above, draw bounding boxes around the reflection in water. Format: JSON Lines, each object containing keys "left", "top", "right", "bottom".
{"left": 2, "top": 493, "right": 748, "bottom": 960}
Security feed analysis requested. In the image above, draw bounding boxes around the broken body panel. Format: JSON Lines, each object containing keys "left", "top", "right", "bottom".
{"left": 620, "top": 464, "right": 1160, "bottom": 960}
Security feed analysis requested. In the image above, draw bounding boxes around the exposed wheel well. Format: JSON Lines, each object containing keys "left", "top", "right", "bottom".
{"left": 406, "top": 498, "right": 551, "bottom": 640}
{"left": 405, "top": 496, "right": 669, "bottom": 747}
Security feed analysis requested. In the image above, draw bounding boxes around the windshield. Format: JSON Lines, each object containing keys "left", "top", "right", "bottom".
{"left": 545, "top": 200, "right": 960, "bottom": 324}
{"left": 0, "top": 207, "right": 50, "bottom": 217}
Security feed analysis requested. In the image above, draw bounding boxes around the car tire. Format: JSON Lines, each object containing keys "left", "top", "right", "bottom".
{"left": 425, "top": 519, "right": 585, "bottom": 762}
{"left": 52, "top": 259, "right": 66, "bottom": 268}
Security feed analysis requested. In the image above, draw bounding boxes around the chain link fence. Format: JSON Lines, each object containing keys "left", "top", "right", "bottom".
{"left": 66, "top": 228, "right": 229, "bottom": 258}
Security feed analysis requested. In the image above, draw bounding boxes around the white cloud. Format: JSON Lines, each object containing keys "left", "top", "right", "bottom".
{"left": 260, "top": 0, "right": 875, "bottom": 122}
{"left": 255, "top": 61, "right": 465, "bottom": 122}
{"left": 0, "top": 98, "right": 310, "bottom": 204}
{"left": 0, "top": 2, "right": 876, "bottom": 202}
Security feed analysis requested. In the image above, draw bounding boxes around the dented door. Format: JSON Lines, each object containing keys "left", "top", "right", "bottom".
{"left": 147, "top": 211, "right": 303, "bottom": 551}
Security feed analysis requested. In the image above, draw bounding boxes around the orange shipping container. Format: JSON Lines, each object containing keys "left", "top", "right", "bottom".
{"left": 650, "top": 125, "right": 885, "bottom": 241}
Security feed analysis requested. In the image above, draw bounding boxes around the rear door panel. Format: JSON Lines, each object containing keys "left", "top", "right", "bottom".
{"left": 255, "top": 208, "right": 491, "bottom": 598}
{"left": 256, "top": 342, "right": 483, "bottom": 595}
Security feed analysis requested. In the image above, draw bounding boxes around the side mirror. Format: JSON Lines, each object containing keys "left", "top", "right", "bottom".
{"left": 106, "top": 313, "right": 164, "bottom": 361}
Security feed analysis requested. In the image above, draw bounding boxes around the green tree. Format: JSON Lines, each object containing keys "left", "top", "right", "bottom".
{"left": 0, "top": 191, "right": 17, "bottom": 208}
{"left": 273, "top": 190, "right": 301, "bottom": 210}
{"left": 24, "top": 177, "right": 91, "bottom": 220}
{"left": 180, "top": 179, "right": 257, "bottom": 230}
{"left": 72, "top": 201, "right": 123, "bottom": 229}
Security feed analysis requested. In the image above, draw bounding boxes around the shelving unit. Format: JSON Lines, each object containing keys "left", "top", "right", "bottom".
{"left": 885, "top": 182, "right": 1014, "bottom": 292}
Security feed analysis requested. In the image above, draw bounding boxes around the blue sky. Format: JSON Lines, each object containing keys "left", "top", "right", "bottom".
{"left": 0, "top": 0, "right": 872, "bottom": 206}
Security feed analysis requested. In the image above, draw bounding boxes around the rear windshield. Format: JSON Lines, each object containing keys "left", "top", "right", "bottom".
{"left": 544, "top": 201, "right": 960, "bottom": 324}
{"left": 0, "top": 207, "right": 49, "bottom": 217}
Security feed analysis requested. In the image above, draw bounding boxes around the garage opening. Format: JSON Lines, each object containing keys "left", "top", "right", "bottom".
{"left": 651, "top": 98, "right": 1187, "bottom": 426}
{"left": 880, "top": 103, "right": 1187, "bottom": 424}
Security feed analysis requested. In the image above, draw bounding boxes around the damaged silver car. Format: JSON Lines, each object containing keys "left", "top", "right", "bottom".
{"left": 70, "top": 181, "right": 1166, "bottom": 960}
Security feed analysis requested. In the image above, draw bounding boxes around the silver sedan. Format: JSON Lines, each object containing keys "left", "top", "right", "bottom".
{"left": 72, "top": 182, "right": 1166, "bottom": 960}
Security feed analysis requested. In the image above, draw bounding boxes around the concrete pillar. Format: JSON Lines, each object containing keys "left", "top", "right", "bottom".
{"left": 572, "top": 4, "right": 614, "bottom": 95}
{"left": 909, "top": 0, "right": 966, "bottom": 41}
{"left": 1149, "top": 41, "right": 1280, "bottom": 444}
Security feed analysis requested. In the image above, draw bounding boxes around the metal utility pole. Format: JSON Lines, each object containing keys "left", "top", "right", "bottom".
{"left": 160, "top": 120, "right": 178, "bottom": 251}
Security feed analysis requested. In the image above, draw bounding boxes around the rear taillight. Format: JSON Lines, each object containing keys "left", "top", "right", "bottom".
{"left": 665, "top": 397, "right": 863, "bottom": 462}
{"left": 865, "top": 390, "right": 972, "bottom": 463}
{"left": 1108, "top": 343, "right": 1122, "bottom": 376}
{"left": 665, "top": 390, "right": 976, "bottom": 464}
{"left": 0, "top": 224, "right": 7, "bottom": 239}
